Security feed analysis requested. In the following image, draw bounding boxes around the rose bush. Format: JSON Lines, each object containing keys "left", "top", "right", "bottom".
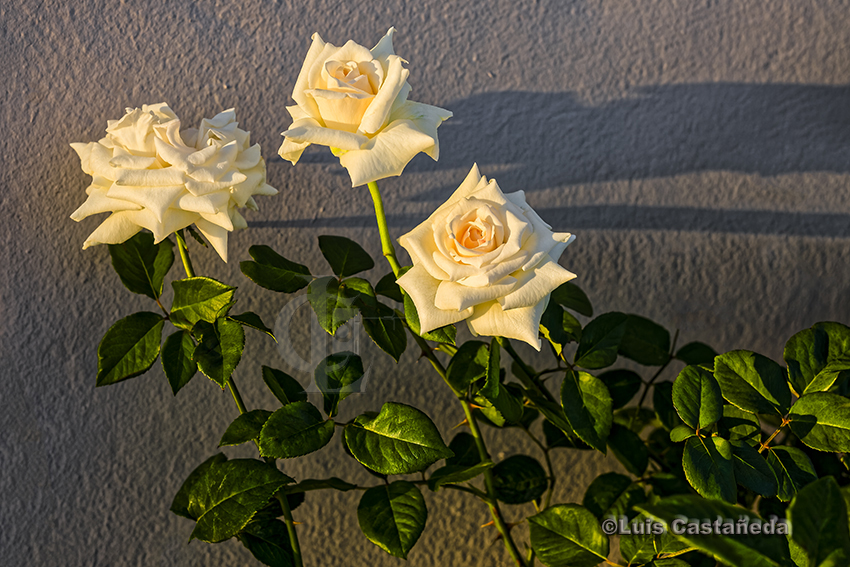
{"left": 278, "top": 28, "right": 452, "bottom": 187}
{"left": 396, "top": 164, "right": 577, "bottom": 348}
{"left": 71, "top": 104, "right": 277, "bottom": 262}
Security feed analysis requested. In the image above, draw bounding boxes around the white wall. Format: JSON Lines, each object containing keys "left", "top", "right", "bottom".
{"left": 3, "top": 1, "right": 850, "bottom": 565}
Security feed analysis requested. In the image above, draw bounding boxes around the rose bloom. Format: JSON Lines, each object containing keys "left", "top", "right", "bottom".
{"left": 397, "top": 165, "right": 576, "bottom": 349}
{"left": 71, "top": 103, "right": 277, "bottom": 262}
{"left": 279, "top": 28, "right": 452, "bottom": 187}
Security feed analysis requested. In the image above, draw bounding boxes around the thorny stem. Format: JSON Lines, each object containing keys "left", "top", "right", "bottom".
{"left": 178, "top": 238, "right": 303, "bottom": 567}
{"left": 367, "top": 181, "right": 403, "bottom": 277}
{"left": 406, "top": 304, "right": 527, "bottom": 566}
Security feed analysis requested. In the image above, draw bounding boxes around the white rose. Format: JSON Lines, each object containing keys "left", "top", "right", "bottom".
{"left": 279, "top": 28, "right": 452, "bottom": 187}
{"left": 396, "top": 165, "right": 577, "bottom": 349}
{"left": 71, "top": 104, "right": 277, "bottom": 262}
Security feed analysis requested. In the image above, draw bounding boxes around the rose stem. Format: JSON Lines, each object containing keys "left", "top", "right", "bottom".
{"left": 175, "top": 229, "right": 304, "bottom": 566}
{"left": 368, "top": 180, "right": 526, "bottom": 566}
{"left": 409, "top": 331, "right": 528, "bottom": 567}
{"left": 174, "top": 230, "right": 197, "bottom": 278}
{"left": 366, "top": 181, "right": 403, "bottom": 277}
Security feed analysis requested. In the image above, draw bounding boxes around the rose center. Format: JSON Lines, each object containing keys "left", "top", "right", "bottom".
{"left": 444, "top": 204, "right": 506, "bottom": 263}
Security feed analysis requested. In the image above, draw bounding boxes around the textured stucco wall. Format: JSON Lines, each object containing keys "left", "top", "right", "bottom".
{"left": 3, "top": 1, "right": 850, "bottom": 565}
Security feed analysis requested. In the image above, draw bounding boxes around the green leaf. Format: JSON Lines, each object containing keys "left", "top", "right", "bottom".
{"left": 219, "top": 410, "right": 273, "bottom": 447}
{"left": 714, "top": 350, "right": 792, "bottom": 416}
{"left": 307, "top": 276, "right": 360, "bottom": 336}
{"left": 357, "top": 481, "right": 426, "bottom": 559}
{"left": 474, "top": 382, "right": 524, "bottom": 426}
{"left": 446, "top": 341, "right": 489, "bottom": 392}
{"left": 619, "top": 315, "right": 671, "bottom": 366}
{"left": 446, "top": 433, "right": 481, "bottom": 467}
{"left": 804, "top": 359, "right": 850, "bottom": 394}
{"left": 283, "top": 477, "right": 358, "bottom": 494}
{"left": 187, "top": 459, "right": 293, "bottom": 543}
{"left": 481, "top": 337, "right": 501, "bottom": 400}
{"left": 402, "top": 293, "right": 457, "bottom": 344}
{"left": 582, "top": 472, "right": 646, "bottom": 519}
{"left": 108, "top": 232, "right": 174, "bottom": 300}
{"left": 186, "top": 225, "right": 208, "bottom": 247}
{"left": 672, "top": 365, "right": 723, "bottom": 430}
{"left": 654, "top": 381, "right": 685, "bottom": 431}
{"left": 540, "top": 301, "right": 581, "bottom": 353}
{"left": 171, "top": 277, "right": 236, "bottom": 328}
{"left": 361, "top": 301, "right": 407, "bottom": 362}
{"left": 676, "top": 342, "right": 719, "bottom": 366}
{"left": 788, "top": 392, "right": 850, "bottom": 452}
{"left": 228, "top": 312, "right": 275, "bottom": 341}
{"left": 718, "top": 405, "right": 762, "bottom": 446}
{"left": 375, "top": 272, "right": 404, "bottom": 303}
{"left": 574, "top": 312, "right": 628, "bottom": 369}
{"left": 600, "top": 370, "right": 642, "bottom": 409}
{"left": 543, "top": 418, "right": 591, "bottom": 450}
{"left": 96, "top": 312, "right": 164, "bottom": 386}
{"left": 788, "top": 477, "right": 850, "bottom": 567}
{"left": 492, "top": 455, "right": 548, "bottom": 504}
{"left": 528, "top": 504, "right": 610, "bottom": 567}
{"left": 427, "top": 461, "right": 494, "bottom": 491}
{"left": 193, "top": 318, "right": 245, "bottom": 387}
{"left": 314, "top": 352, "right": 364, "bottom": 418}
{"left": 636, "top": 495, "right": 793, "bottom": 567}
{"left": 670, "top": 425, "right": 696, "bottom": 442}
{"left": 240, "top": 245, "right": 312, "bottom": 294}
{"left": 620, "top": 514, "right": 661, "bottom": 565}
{"left": 550, "top": 281, "right": 593, "bottom": 317}
{"left": 258, "top": 401, "right": 335, "bottom": 459}
{"left": 614, "top": 407, "right": 659, "bottom": 434}
{"left": 344, "top": 402, "right": 453, "bottom": 475}
{"left": 682, "top": 436, "right": 736, "bottom": 502}
{"left": 238, "top": 519, "right": 294, "bottom": 567}
{"left": 262, "top": 366, "right": 307, "bottom": 406}
{"left": 767, "top": 446, "right": 817, "bottom": 502}
{"left": 170, "top": 453, "right": 228, "bottom": 520}
{"left": 732, "top": 441, "right": 778, "bottom": 497}
{"left": 560, "top": 369, "right": 613, "bottom": 452}
{"left": 607, "top": 423, "right": 649, "bottom": 476}
{"left": 318, "top": 235, "right": 374, "bottom": 278}
{"left": 161, "top": 331, "right": 197, "bottom": 395}
{"left": 784, "top": 322, "right": 850, "bottom": 396}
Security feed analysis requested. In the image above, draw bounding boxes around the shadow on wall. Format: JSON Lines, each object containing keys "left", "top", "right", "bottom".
{"left": 262, "top": 83, "right": 850, "bottom": 236}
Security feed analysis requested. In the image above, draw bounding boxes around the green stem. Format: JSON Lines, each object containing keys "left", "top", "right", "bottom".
{"left": 276, "top": 492, "right": 305, "bottom": 567}
{"left": 367, "top": 181, "right": 403, "bottom": 277}
{"left": 758, "top": 417, "right": 789, "bottom": 454}
{"left": 228, "top": 373, "right": 249, "bottom": 415}
{"left": 460, "top": 400, "right": 528, "bottom": 567}
{"left": 408, "top": 330, "right": 527, "bottom": 566}
{"left": 175, "top": 230, "right": 196, "bottom": 278}
{"left": 178, "top": 237, "right": 303, "bottom": 566}
{"left": 498, "top": 337, "right": 557, "bottom": 404}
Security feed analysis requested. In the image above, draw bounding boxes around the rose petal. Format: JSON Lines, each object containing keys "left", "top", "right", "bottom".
{"left": 278, "top": 137, "right": 311, "bottom": 165}
{"left": 282, "top": 117, "right": 369, "bottom": 152}
{"left": 388, "top": 101, "right": 453, "bottom": 160}
{"left": 308, "top": 88, "right": 375, "bottom": 132}
{"left": 397, "top": 223, "right": 450, "bottom": 281}
{"left": 396, "top": 264, "right": 473, "bottom": 333}
{"left": 194, "top": 218, "right": 230, "bottom": 262}
{"left": 358, "top": 55, "right": 409, "bottom": 135}
{"left": 81, "top": 211, "right": 143, "bottom": 249}
{"left": 434, "top": 276, "right": 517, "bottom": 312}
{"left": 326, "top": 39, "right": 375, "bottom": 66}
{"left": 370, "top": 27, "right": 397, "bottom": 63}
{"left": 498, "top": 256, "right": 577, "bottom": 311}
{"left": 292, "top": 34, "right": 332, "bottom": 120}
{"left": 71, "top": 188, "right": 142, "bottom": 221}
{"left": 106, "top": 184, "right": 186, "bottom": 223}
{"left": 466, "top": 298, "right": 549, "bottom": 350}
{"left": 337, "top": 118, "right": 436, "bottom": 187}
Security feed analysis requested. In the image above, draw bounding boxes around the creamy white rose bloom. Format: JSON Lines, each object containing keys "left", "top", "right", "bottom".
{"left": 71, "top": 103, "right": 277, "bottom": 262}
{"left": 279, "top": 28, "right": 452, "bottom": 187}
{"left": 396, "top": 165, "right": 577, "bottom": 349}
